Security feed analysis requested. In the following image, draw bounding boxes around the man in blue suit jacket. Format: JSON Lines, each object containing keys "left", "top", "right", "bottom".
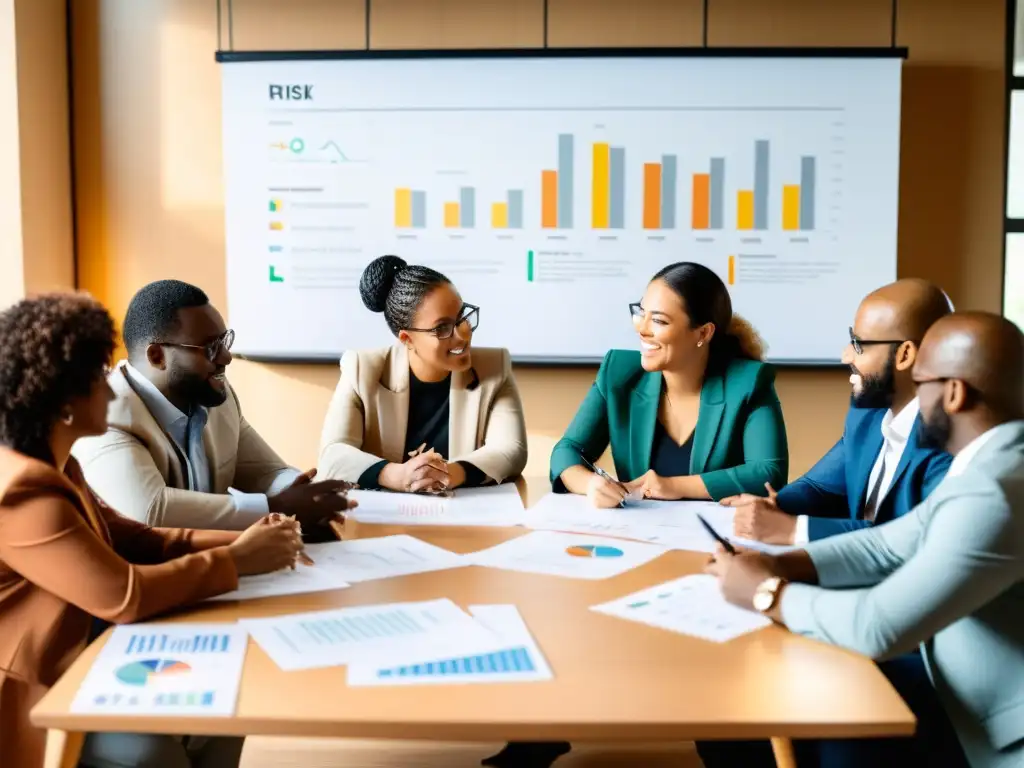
{"left": 723, "top": 279, "right": 953, "bottom": 542}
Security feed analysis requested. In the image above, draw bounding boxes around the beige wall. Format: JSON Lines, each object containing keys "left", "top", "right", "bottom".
{"left": 70, "top": 0, "right": 1006, "bottom": 478}
{"left": 0, "top": 0, "right": 75, "bottom": 309}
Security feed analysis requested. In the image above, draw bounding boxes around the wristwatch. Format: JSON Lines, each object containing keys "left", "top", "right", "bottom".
{"left": 752, "top": 576, "right": 786, "bottom": 613}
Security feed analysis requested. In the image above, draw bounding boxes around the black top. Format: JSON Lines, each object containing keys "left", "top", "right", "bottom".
{"left": 649, "top": 420, "right": 695, "bottom": 478}
{"left": 357, "top": 372, "right": 487, "bottom": 489}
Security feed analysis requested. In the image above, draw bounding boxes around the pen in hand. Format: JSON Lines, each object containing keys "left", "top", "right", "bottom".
{"left": 578, "top": 454, "right": 630, "bottom": 507}
{"left": 696, "top": 514, "right": 737, "bottom": 555}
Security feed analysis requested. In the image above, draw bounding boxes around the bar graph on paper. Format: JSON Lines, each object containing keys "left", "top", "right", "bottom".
{"left": 393, "top": 133, "right": 822, "bottom": 235}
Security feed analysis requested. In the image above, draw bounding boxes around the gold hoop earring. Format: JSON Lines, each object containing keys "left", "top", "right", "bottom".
{"left": 697, "top": 341, "right": 704, "bottom": 348}
{"left": 61, "top": 412, "right": 74, "bottom": 426}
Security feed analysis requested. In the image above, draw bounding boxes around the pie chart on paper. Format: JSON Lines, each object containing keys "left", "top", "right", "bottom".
{"left": 566, "top": 544, "right": 624, "bottom": 558}
{"left": 115, "top": 659, "right": 192, "bottom": 687}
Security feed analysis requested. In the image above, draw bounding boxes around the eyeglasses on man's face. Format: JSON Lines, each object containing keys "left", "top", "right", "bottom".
{"left": 848, "top": 326, "right": 915, "bottom": 356}
{"left": 406, "top": 304, "right": 479, "bottom": 340}
{"left": 157, "top": 329, "right": 235, "bottom": 362}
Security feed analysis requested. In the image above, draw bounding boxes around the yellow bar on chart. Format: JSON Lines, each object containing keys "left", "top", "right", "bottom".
{"left": 782, "top": 184, "right": 800, "bottom": 231}
{"left": 394, "top": 188, "right": 412, "bottom": 228}
{"left": 737, "top": 190, "right": 755, "bottom": 230}
{"left": 592, "top": 142, "right": 610, "bottom": 228}
{"left": 444, "top": 202, "right": 460, "bottom": 228}
{"left": 491, "top": 202, "right": 508, "bottom": 228}
{"left": 728, "top": 255, "right": 736, "bottom": 285}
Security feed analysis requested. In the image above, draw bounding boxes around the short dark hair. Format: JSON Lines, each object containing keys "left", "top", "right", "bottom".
{"left": 651, "top": 262, "right": 765, "bottom": 361}
{"left": 359, "top": 255, "right": 450, "bottom": 336}
{"left": 0, "top": 293, "right": 116, "bottom": 462}
{"left": 123, "top": 280, "right": 209, "bottom": 357}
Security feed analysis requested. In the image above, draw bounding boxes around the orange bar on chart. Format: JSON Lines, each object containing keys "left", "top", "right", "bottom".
{"left": 444, "top": 202, "right": 460, "bottom": 228}
{"left": 394, "top": 188, "right": 412, "bottom": 228}
{"left": 692, "top": 174, "right": 710, "bottom": 229}
{"left": 541, "top": 170, "right": 558, "bottom": 228}
{"left": 592, "top": 143, "right": 610, "bottom": 228}
{"left": 782, "top": 184, "right": 800, "bottom": 230}
{"left": 737, "top": 190, "right": 755, "bottom": 230}
{"left": 728, "top": 255, "right": 736, "bottom": 285}
{"left": 643, "top": 163, "right": 662, "bottom": 229}
{"left": 491, "top": 202, "right": 508, "bottom": 228}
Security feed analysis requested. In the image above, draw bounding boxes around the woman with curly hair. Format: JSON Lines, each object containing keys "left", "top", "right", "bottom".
{"left": 551, "top": 261, "right": 789, "bottom": 507}
{"left": 0, "top": 293, "right": 305, "bottom": 768}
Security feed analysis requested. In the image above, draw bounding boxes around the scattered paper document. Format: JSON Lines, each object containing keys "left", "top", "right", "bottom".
{"left": 591, "top": 574, "right": 771, "bottom": 643}
{"left": 525, "top": 493, "right": 795, "bottom": 555}
{"left": 206, "top": 562, "right": 350, "bottom": 602}
{"left": 71, "top": 624, "right": 248, "bottom": 716}
{"left": 302, "top": 534, "right": 466, "bottom": 583}
{"left": 469, "top": 530, "right": 667, "bottom": 580}
{"left": 347, "top": 484, "right": 524, "bottom": 527}
{"left": 347, "top": 604, "right": 553, "bottom": 686}
{"left": 242, "top": 598, "right": 506, "bottom": 671}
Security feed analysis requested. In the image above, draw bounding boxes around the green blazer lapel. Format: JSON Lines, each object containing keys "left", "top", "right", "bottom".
{"left": 691, "top": 370, "right": 725, "bottom": 474}
{"left": 628, "top": 370, "right": 662, "bottom": 479}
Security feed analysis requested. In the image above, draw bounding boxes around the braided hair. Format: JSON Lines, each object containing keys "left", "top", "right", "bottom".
{"left": 359, "top": 255, "right": 451, "bottom": 336}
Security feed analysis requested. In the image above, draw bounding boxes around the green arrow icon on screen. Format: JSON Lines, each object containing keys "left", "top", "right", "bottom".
{"left": 269, "top": 266, "right": 284, "bottom": 283}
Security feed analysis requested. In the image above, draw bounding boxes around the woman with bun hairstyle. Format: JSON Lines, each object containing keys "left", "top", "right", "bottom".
{"left": 318, "top": 255, "right": 527, "bottom": 492}
{"left": 550, "top": 262, "right": 788, "bottom": 507}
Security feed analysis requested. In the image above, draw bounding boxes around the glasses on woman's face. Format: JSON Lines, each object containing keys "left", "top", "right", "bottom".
{"left": 406, "top": 304, "right": 480, "bottom": 340}
{"left": 157, "top": 329, "right": 235, "bottom": 362}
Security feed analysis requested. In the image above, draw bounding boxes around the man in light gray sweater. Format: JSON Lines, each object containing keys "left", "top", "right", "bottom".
{"left": 709, "top": 311, "right": 1024, "bottom": 768}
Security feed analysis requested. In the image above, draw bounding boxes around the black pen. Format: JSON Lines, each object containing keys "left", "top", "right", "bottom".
{"left": 696, "top": 514, "right": 737, "bottom": 555}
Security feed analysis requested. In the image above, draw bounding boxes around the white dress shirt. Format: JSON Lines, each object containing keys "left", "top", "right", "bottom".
{"left": 123, "top": 364, "right": 294, "bottom": 523}
{"left": 946, "top": 423, "right": 1005, "bottom": 478}
{"left": 793, "top": 398, "right": 920, "bottom": 544}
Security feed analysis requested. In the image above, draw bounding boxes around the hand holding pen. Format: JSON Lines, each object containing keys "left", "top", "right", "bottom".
{"left": 578, "top": 454, "right": 632, "bottom": 508}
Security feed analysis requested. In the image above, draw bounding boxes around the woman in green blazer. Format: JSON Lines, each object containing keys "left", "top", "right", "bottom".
{"left": 550, "top": 262, "right": 789, "bottom": 506}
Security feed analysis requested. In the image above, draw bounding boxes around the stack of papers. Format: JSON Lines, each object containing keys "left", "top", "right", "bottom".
{"left": 469, "top": 530, "right": 667, "bottom": 580}
{"left": 347, "top": 604, "right": 552, "bottom": 686}
{"left": 71, "top": 624, "right": 248, "bottom": 716}
{"left": 526, "top": 493, "right": 794, "bottom": 555}
{"left": 347, "top": 484, "right": 524, "bottom": 526}
{"left": 243, "top": 598, "right": 551, "bottom": 684}
{"left": 591, "top": 574, "right": 772, "bottom": 643}
{"left": 207, "top": 563, "right": 351, "bottom": 602}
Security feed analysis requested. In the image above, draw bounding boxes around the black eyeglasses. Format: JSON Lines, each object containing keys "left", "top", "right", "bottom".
{"left": 848, "top": 327, "right": 916, "bottom": 356}
{"left": 406, "top": 304, "right": 479, "bottom": 340}
{"left": 157, "top": 329, "right": 235, "bottom": 362}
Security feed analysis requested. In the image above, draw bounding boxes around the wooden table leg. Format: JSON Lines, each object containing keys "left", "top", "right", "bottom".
{"left": 43, "top": 729, "right": 85, "bottom": 768}
{"left": 771, "top": 736, "right": 797, "bottom": 768}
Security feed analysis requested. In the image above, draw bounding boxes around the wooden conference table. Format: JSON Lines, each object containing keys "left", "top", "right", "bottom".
{"left": 32, "top": 477, "right": 914, "bottom": 768}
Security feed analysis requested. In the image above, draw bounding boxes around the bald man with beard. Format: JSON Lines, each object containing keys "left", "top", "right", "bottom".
{"left": 709, "top": 312, "right": 1024, "bottom": 768}
{"left": 722, "top": 278, "right": 954, "bottom": 545}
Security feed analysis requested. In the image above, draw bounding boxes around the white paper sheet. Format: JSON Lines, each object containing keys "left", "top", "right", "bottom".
{"left": 242, "top": 598, "right": 506, "bottom": 671}
{"left": 205, "top": 562, "right": 351, "bottom": 602}
{"left": 71, "top": 624, "right": 248, "bottom": 716}
{"left": 525, "top": 493, "right": 794, "bottom": 555}
{"left": 347, "top": 484, "right": 524, "bottom": 526}
{"left": 346, "top": 604, "right": 553, "bottom": 686}
{"left": 591, "top": 574, "right": 772, "bottom": 643}
{"left": 302, "top": 534, "right": 466, "bottom": 583}
{"left": 469, "top": 530, "right": 667, "bottom": 580}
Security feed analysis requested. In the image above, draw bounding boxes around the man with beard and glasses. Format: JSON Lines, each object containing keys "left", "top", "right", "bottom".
{"left": 74, "top": 280, "right": 352, "bottom": 538}
{"left": 706, "top": 311, "right": 1024, "bottom": 768}
{"left": 720, "top": 278, "right": 954, "bottom": 546}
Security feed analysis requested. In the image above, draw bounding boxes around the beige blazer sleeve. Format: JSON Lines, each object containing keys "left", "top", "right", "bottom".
{"left": 317, "top": 350, "right": 388, "bottom": 482}
{"left": 450, "top": 351, "right": 528, "bottom": 483}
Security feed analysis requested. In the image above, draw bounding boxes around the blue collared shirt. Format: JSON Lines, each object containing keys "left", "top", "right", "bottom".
{"left": 123, "top": 364, "right": 274, "bottom": 524}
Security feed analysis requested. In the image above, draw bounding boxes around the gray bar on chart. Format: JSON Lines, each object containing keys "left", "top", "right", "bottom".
{"left": 609, "top": 146, "right": 625, "bottom": 229}
{"left": 507, "top": 189, "right": 523, "bottom": 229}
{"left": 661, "top": 154, "right": 677, "bottom": 229}
{"left": 411, "top": 190, "right": 426, "bottom": 228}
{"left": 800, "top": 156, "right": 816, "bottom": 231}
{"left": 709, "top": 157, "right": 725, "bottom": 230}
{"left": 459, "top": 187, "right": 475, "bottom": 228}
{"left": 754, "top": 140, "right": 769, "bottom": 230}
{"left": 558, "top": 133, "right": 574, "bottom": 228}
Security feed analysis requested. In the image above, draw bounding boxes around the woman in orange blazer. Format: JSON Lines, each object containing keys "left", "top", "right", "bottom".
{"left": 0, "top": 294, "right": 307, "bottom": 768}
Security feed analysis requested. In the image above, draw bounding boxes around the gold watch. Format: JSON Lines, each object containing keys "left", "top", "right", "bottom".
{"left": 752, "top": 576, "right": 785, "bottom": 613}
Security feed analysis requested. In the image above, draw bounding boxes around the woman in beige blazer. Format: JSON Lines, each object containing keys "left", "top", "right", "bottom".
{"left": 0, "top": 294, "right": 306, "bottom": 768}
{"left": 318, "top": 255, "right": 528, "bottom": 492}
